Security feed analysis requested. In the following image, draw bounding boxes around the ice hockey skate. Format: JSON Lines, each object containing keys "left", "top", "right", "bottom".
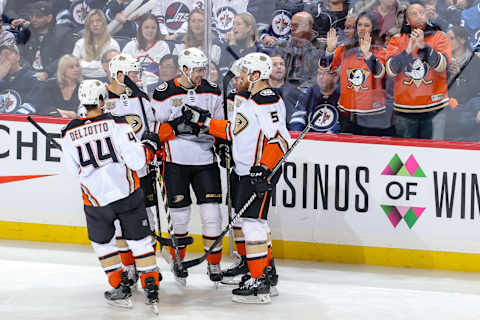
{"left": 171, "top": 260, "right": 188, "bottom": 287}
{"left": 143, "top": 277, "right": 159, "bottom": 315}
{"left": 124, "top": 265, "right": 138, "bottom": 292}
{"left": 221, "top": 255, "right": 249, "bottom": 285}
{"left": 104, "top": 272, "right": 133, "bottom": 309}
{"left": 267, "top": 260, "right": 279, "bottom": 297}
{"left": 232, "top": 272, "right": 271, "bottom": 304}
{"left": 207, "top": 263, "right": 223, "bottom": 287}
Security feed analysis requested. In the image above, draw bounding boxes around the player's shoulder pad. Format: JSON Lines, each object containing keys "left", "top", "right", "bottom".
{"left": 197, "top": 79, "right": 221, "bottom": 95}
{"left": 252, "top": 88, "right": 280, "bottom": 106}
{"left": 110, "top": 114, "right": 129, "bottom": 124}
{"left": 61, "top": 118, "right": 83, "bottom": 137}
{"left": 236, "top": 89, "right": 251, "bottom": 99}
{"left": 153, "top": 79, "right": 182, "bottom": 101}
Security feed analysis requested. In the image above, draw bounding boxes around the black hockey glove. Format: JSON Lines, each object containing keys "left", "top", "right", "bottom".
{"left": 182, "top": 104, "right": 212, "bottom": 135}
{"left": 249, "top": 165, "right": 273, "bottom": 197}
{"left": 168, "top": 112, "right": 201, "bottom": 136}
{"left": 141, "top": 131, "right": 161, "bottom": 154}
{"left": 215, "top": 140, "right": 234, "bottom": 168}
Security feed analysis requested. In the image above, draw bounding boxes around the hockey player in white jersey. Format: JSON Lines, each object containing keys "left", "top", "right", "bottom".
{"left": 181, "top": 52, "right": 291, "bottom": 304}
{"left": 151, "top": 47, "right": 224, "bottom": 286}
{"left": 103, "top": 53, "right": 160, "bottom": 291}
{"left": 61, "top": 79, "right": 162, "bottom": 312}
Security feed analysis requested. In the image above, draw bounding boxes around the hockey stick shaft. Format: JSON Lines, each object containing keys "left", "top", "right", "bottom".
{"left": 27, "top": 116, "right": 62, "bottom": 151}
{"left": 123, "top": 75, "right": 185, "bottom": 270}
{"left": 182, "top": 108, "right": 325, "bottom": 269}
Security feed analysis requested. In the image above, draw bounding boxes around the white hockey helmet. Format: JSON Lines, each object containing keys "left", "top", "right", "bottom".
{"left": 230, "top": 58, "right": 243, "bottom": 78}
{"left": 178, "top": 47, "right": 208, "bottom": 72}
{"left": 241, "top": 52, "right": 273, "bottom": 80}
{"left": 78, "top": 79, "right": 108, "bottom": 106}
{"left": 109, "top": 53, "right": 141, "bottom": 81}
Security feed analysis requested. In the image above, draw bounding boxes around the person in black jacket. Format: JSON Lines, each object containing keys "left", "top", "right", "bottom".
{"left": 21, "top": 1, "right": 75, "bottom": 80}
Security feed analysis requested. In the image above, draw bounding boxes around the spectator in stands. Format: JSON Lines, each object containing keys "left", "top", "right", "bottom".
{"left": 289, "top": 66, "right": 342, "bottom": 133}
{"left": 0, "top": 43, "right": 41, "bottom": 114}
{"left": 371, "top": 0, "right": 404, "bottom": 40}
{"left": 445, "top": 26, "right": 480, "bottom": 141}
{"left": 122, "top": 13, "right": 170, "bottom": 88}
{"left": 100, "top": 48, "right": 120, "bottom": 83}
{"left": 460, "top": 0, "right": 480, "bottom": 49}
{"left": 158, "top": 53, "right": 179, "bottom": 81}
{"left": 322, "top": 12, "right": 394, "bottom": 136}
{"left": 268, "top": 55, "right": 302, "bottom": 124}
{"left": 306, "top": 0, "right": 350, "bottom": 45}
{"left": 2, "top": 13, "right": 31, "bottom": 45}
{"left": 105, "top": 0, "right": 138, "bottom": 38}
{"left": 72, "top": 9, "right": 120, "bottom": 79}
{"left": 22, "top": 1, "right": 74, "bottom": 80}
{"left": 220, "top": 12, "right": 263, "bottom": 75}
{"left": 271, "top": 11, "right": 321, "bottom": 88}
{"left": 385, "top": 1, "right": 451, "bottom": 139}
{"left": 422, "top": 0, "right": 454, "bottom": 31}
{"left": 172, "top": 8, "right": 222, "bottom": 65}
{"left": 35, "top": 54, "right": 81, "bottom": 117}
{"left": 343, "top": 15, "right": 356, "bottom": 44}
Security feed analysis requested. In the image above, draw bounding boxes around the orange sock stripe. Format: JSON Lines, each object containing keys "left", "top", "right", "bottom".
{"left": 140, "top": 271, "right": 160, "bottom": 288}
{"left": 169, "top": 247, "right": 186, "bottom": 260}
{"left": 107, "top": 268, "right": 123, "bottom": 288}
{"left": 267, "top": 247, "right": 272, "bottom": 265}
{"left": 236, "top": 242, "right": 246, "bottom": 257}
{"left": 206, "top": 251, "right": 222, "bottom": 265}
{"left": 246, "top": 256, "right": 268, "bottom": 279}
{"left": 119, "top": 251, "right": 135, "bottom": 267}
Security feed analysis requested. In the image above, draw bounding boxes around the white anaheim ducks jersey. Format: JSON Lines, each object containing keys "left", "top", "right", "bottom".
{"left": 104, "top": 88, "right": 162, "bottom": 177}
{"left": 151, "top": 78, "right": 223, "bottom": 165}
{"left": 231, "top": 88, "right": 291, "bottom": 176}
{"left": 61, "top": 113, "right": 148, "bottom": 207}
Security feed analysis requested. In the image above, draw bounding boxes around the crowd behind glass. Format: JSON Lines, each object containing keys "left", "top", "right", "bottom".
{"left": 1, "top": 0, "right": 479, "bottom": 141}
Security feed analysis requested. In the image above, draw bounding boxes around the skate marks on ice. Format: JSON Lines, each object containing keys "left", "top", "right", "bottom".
{"left": 2, "top": 240, "right": 480, "bottom": 320}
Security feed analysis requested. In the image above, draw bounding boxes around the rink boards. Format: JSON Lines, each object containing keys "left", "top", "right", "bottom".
{"left": 2, "top": 114, "right": 480, "bottom": 272}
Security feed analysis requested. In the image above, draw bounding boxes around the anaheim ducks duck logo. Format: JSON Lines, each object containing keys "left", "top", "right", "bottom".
{"left": 233, "top": 113, "right": 248, "bottom": 135}
{"left": 346, "top": 69, "right": 370, "bottom": 91}
{"left": 125, "top": 114, "right": 143, "bottom": 133}
{"left": 403, "top": 59, "right": 432, "bottom": 88}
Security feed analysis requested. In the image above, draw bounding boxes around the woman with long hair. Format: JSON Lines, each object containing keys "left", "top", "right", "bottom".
{"left": 173, "top": 8, "right": 222, "bottom": 66}
{"left": 36, "top": 54, "right": 82, "bottom": 118}
{"left": 72, "top": 9, "right": 120, "bottom": 79}
{"left": 323, "top": 11, "right": 393, "bottom": 136}
{"left": 122, "top": 13, "right": 170, "bottom": 87}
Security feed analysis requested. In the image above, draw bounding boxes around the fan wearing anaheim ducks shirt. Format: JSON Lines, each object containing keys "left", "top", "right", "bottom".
{"left": 150, "top": 47, "right": 225, "bottom": 286}
{"left": 183, "top": 52, "right": 292, "bottom": 304}
{"left": 103, "top": 53, "right": 166, "bottom": 292}
{"left": 61, "top": 79, "right": 162, "bottom": 309}
{"left": 385, "top": 1, "right": 452, "bottom": 139}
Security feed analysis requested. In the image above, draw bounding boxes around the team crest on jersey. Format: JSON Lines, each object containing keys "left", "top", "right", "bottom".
{"left": 216, "top": 7, "right": 236, "bottom": 32}
{"left": 157, "top": 82, "right": 168, "bottom": 91}
{"left": 104, "top": 101, "right": 116, "bottom": 110}
{"left": 172, "top": 98, "right": 183, "bottom": 107}
{"left": 0, "top": 89, "right": 21, "bottom": 113}
{"left": 272, "top": 10, "right": 292, "bottom": 37}
{"left": 233, "top": 113, "right": 248, "bottom": 135}
{"left": 346, "top": 69, "right": 370, "bottom": 91}
{"left": 172, "top": 195, "right": 185, "bottom": 203}
{"left": 125, "top": 114, "right": 143, "bottom": 133}
{"left": 403, "top": 58, "right": 432, "bottom": 88}
{"left": 311, "top": 104, "right": 339, "bottom": 132}
{"left": 260, "top": 89, "right": 275, "bottom": 96}
{"left": 165, "top": 2, "right": 191, "bottom": 31}
{"left": 70, "top": 0, "right": 91, "bottom": 26}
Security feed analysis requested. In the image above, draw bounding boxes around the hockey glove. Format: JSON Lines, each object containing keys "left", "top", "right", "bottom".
{"left": 215, "top": 140, "right": 234, "bottom": 168}
{"left": 168, "top": 112, "right": 201, "bottom": 135}
{"left": 141, "top": 131, "right": 161, "bottom": 163}
{"left": 182, "top": 104, "right": 212, "bottom": 135}
{"left": 249, "top": 165, "right": 273, "bottom": 197}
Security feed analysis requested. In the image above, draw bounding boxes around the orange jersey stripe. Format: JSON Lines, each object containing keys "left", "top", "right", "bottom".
{"left": 208, "top": 119, "right": 230, "bottom": 140}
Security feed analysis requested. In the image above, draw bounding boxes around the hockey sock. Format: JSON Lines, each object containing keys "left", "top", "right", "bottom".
{"left": 267, "top": 232, "right": 272, "bottom": 265}
{"left": 203, "top": 234, "right": 222, "bottom": 264}
{"left": 107, "top": 268, "right": 124, "bottom": 288}
{"left": 246, "top": 241, "right": 269, "bottom": 279}
{"left": 233, "top": 226, "right": 246, "bottom": 257}
{"left": 116, "top": 237, "right": 135, "bottom": 267}
{"left": 140, "top": 271, "right": 160, "bottom": 288}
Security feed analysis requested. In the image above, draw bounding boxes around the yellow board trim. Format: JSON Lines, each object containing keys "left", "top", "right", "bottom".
{"left": 2, "top": 220, "right": 480, "bottom": 272}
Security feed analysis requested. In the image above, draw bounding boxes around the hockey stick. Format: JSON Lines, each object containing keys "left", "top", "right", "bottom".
{"left": 221, "top": 70, "right": 236, "bottom": 257}
{"left": 181, "top": 107, "right": 326, "bottom": 269}
{"left": 124, "top": 75, "right": 187, "bottom": 275}
{"left": 27, "top": 116, "right": 62, "bottom": 151}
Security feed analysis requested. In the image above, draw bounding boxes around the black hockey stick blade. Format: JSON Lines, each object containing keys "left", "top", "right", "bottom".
{"left": 124, "top": 75, "right": 150, "bottom": 101}
{"left": 153, "top": 233, "right": 194, "bottom": 247}
{"left": 27, "top": 116, "right": 63, "bottom": 151}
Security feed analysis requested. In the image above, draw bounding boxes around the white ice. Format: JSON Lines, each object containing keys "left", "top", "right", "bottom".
{"left": 1, "top": 239, "right": 480, "bottom": 320}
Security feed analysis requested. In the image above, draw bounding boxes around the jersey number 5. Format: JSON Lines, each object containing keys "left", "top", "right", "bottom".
{"left": 77, "top": 137, "right": 119, "bottom": 168}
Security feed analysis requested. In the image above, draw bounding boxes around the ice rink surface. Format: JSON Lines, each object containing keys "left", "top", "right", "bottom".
{"left": 2, "top": 239, "right": 480, "bottom": 320}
